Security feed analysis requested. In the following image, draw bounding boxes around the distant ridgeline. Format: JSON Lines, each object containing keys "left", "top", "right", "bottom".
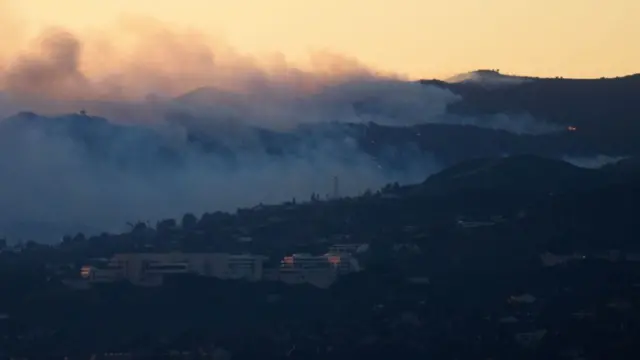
{"left": 0, "top": 101, "right": 636, "bottom": 171}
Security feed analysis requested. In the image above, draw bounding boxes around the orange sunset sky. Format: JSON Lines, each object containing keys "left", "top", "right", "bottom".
{"left": 2, "top": 0, "right": 639, "bottom": 80}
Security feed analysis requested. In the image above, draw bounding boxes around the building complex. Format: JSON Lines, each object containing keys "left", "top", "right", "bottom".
{"left": 79, "top": 245, "right": 366, "bottom": 288}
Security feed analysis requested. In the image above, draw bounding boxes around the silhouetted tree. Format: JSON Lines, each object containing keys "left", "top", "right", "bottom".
{"left": 198, "top": 212, "right": 217, "bottom": 230}
{"left": 182, "top": 213, "right": 198, "bottom": 231}
{"left": 72, "top": 233, "right": 86, "bottom": 243}
{"left": 25, "top": 240, "right": 39, "bottom": 251}
{"left": 157, "top": 219, "right": 177, "bottom": 235}
{"left": 126, "top": 221, "right": 146, "bottom": 232}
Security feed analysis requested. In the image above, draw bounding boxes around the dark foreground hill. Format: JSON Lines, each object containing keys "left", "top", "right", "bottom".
{"left": 2, "top": 155, "right": 640, "bottom": 359}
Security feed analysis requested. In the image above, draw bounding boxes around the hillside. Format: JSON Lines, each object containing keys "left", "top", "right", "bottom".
{"left": 420, "top": 72, "right": 640, "bottom": 154}
{"left": 2, "top": 73, "right": 640, "bottom": 241}
{"left": 446, "top": 69, "right": 534, "bottom": 86}
{"left": 417, "top": 155, "right": 606, "bottom": 195}
{"left": 2, "top": 154, "right": 640, "bottom": 359}
{"left": 0, "top": 110, "right": 628, "bottom": 168}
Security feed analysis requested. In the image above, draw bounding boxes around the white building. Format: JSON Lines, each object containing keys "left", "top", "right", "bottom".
{"left": 80, "top": 252, "right": 268, "bottom": 286}
{"left": 262, "top": 252, "right": 362, "bottom": 288}
{"left": 456, "top": 219, "right": 496, "bottom": 228}
{"left": 281, "top": 253, "right": 361, "bottom": 274}
{"left": 328, "top": 243, "right": 369, "bottom": 255}
{"left": 539, "top": 252, "right": 584, "bottom": 267}
{"left": 78, "top": 250, "right": 362, "bottom": 288}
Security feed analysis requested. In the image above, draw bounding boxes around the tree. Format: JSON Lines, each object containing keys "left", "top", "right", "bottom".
{"left": 72, "top": 233, "right": 86, "bottom": 243}
{"left": 182, "top": 213, "right": 198, "bottom": 231}
{"left": 127, "top": 221, "right": 147, "bottom": 233}
{"left": 25, "top": 240, "right": 39, "bottom": 251}
{"left": 198, "top": 212, "right": 216, "bottom": 230}
{"left": 157, "top": 218, "right": 177, "bottom": 234}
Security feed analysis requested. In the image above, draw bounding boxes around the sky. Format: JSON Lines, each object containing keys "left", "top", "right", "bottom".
{"left": 3, "top": 0, "right": 640, "bottom": 80}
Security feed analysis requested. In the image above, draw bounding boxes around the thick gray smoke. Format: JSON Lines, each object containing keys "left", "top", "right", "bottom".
{"left": 0, "top": 111, "right": 439, "bottom": 242}
{"left": 0, "top": 21, "right": 559, "bottom": 242}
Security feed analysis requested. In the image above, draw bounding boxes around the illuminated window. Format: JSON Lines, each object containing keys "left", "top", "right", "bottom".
{"left": 80, "top": 266, "right": 92, "bottom": 278}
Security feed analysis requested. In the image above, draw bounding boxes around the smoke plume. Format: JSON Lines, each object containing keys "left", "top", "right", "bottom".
{"left": 0, "top": 17, "right": 558, "bottom": 242}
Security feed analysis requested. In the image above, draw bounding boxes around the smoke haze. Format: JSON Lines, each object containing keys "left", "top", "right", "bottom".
{"left": 563, "top": 155, "right": 627, "bottom": 169}
{"left": 0, "top": 16, "right": 562, "bottom": 242}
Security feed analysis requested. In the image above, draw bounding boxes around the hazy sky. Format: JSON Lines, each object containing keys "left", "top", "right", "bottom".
{"left": 5, "top": 0, "right": 640, "bottom": 79}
